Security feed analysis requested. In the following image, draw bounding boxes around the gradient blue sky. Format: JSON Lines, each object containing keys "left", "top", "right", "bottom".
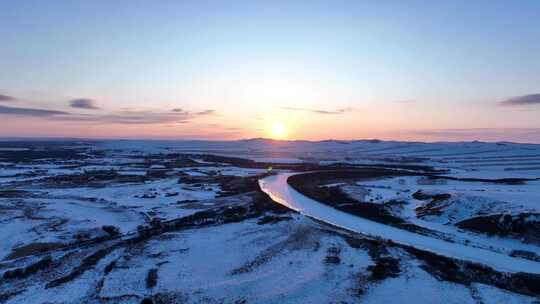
{"left": 1, "top": 1, "right": 540, "bottom": 142}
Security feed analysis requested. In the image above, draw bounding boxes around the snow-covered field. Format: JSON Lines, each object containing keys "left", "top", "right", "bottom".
{"left": 95, "top": 139, "right": 540, "bottom": 177}
{"left": 1, "top": 139, "right": 540, "bottom": 303}
{"left": 5, "top": 214, "right": 537, "bottom": 304}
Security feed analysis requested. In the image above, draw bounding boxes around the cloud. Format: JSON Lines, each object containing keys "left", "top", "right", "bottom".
{"left": 280, "top": 106, "right": 353, "bottom": 115}
{"left": 0, "top": 105, "right": 69, "bottom": 117}
{"left": 55, "top": 110, "right": 191, "bottom": 124}
{"left": 172, "top": 108, "right": 214, "bottom": 116}
{"left": 0, "top": 99, "right": 215, "bottom": 125}
{"left": 54, "top": 108, "right": 216, "bottom": 125}
{"left": 499, "top": 93, "right": 540, "bottom": 106}
{"left": 0, "top": 94, "right": 16, "bottom": 102}
{"left": 69, "top": 98, "right": 100, "bottom": 110}
{"left": 195, "top": 109, "right": 215, "bottom": 116}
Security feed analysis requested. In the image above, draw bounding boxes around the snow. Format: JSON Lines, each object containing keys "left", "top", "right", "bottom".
{"left": 178, "top": 166, "right": 267, "bottom": 177}
{"left": 362, "top": 260, "right": 474, "bottom": 304}
{"left": 7, "top": 214, "right": 535, "bottom": 304}
{"left": 3, "top": 139, "right": 540, "bottom": 302}
{"left": 345, "top": 176, "right": 540, "bottom": 219}
{"left": 8, "top": 216, "right": 374, "bottom": 303}
{"left": 472, "top": 283, "right": 538, "bottom": 304}
{"left": 0, "top": 218, "right": 42, "bottom": 259}
{"left": 43, "top": 178, "right": 220, "bottom": 220}
{"left": 362, "top": 260, "right": 537, "bottom": 304}
{"left": 0, "top": 176, "right": 222, "bottom": 258}
{"left": 92, "top": 139, "right": 540, "bottom": 181}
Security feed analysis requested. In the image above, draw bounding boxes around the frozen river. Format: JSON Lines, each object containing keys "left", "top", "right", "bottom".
{"left": 259, "top": 172, "right": 540, "bottom": 274}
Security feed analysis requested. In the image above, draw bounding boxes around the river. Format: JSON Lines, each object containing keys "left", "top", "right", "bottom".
{"left": 259, "top": 172, "right": 540, "bottom": 274}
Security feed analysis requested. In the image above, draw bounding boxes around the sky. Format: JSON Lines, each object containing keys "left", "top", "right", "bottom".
{"left": 1, "top": 0, "right": 540, "bottom": 142}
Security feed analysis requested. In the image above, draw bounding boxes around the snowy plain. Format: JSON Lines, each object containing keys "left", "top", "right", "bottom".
{"left": 1, "top": 139, "right": 540, "bottom": 303}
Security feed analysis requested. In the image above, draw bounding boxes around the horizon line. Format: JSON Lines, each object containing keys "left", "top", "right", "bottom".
{"left": 0, "top": 136, "right": 538, "bottom": 145}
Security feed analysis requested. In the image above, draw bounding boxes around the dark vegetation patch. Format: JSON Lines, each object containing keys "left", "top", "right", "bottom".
{"left": 412, "top": 190, "right": 451, "bottom": 202}
{"left": 290, "top": 169, "right": 415, "bottom": 187}
{"left": 395, "top": 223, "right": 454, "bottom": 242}
{"left": 257, "top": 215, "right": 293, "bottom": 225}
{"left": 366, "top": 257, "right": 400, "bottom": 281}
{"left": 146, "top": 268, "right": 158, "bottom": 289}
{"left": 0, "top": 140, "right": 93, "bottom": 149}
{"left": 102, "top": 225, "right": 120, "bottom": 237}
{"left": 216, "top": 175, "right": 269, "bottom": 196}
{"left": 104, "top": 260, "right": 117, "bottom": 275}
{"left": 0, "top": 190, "right": 33, "bottom": 198}
{"left": 196, "top": 154, "right": 257, "bottom": 167}
{"left": 7, "top": 242, "right": 65, "bottom": 260}
{"left": 406, "top": 246, "right": 540, "bottom": 297}
{"left": 413, "top": 190, "right": 452, "bottom": 218}
{"left": 229, "top": 250, "right": 274, "bottom": 275}
{"left": 428, "top": 175, "right": 539, "bottom": 185}
{"left": 145, "top": 169, "right": 170, "bottom": 179}
{"left": 456, "top": 213, "right": 540, "bottom": 244}
{"left": 139, "top": 292, "right": 189, "bottom": 304}
{"left": 342, "top": 236, "right": 401, "bottom": 282}
{"left": 194, "top": 154, "right": 440, "bottom": 173}
{"left": 510, "top": 250, "right": 540, "bottom": 262}
{"left": 95, "top": 294, "right": 141, "bottom": 303}
{"left": 46, "top": 246, "right": 117, "bottom": 289}
{"left": 178, "top": 173, "right": 267, "bottom": 197}
{"left": 0, "top": 289, "right": 25, "bottom": 303}
{"left": 6, "top": 229, "right": 123, "bottom": 261}
{"left": 324, "top": 245, "right": 341, "bottom": 264}
{"left": 40, "top": 170, "right": 149, "bottom": 187}
{"left": 307, "top": 230, "right": 403, "bottom": 296}
{"left": 3, "top": 256, "right": 53, "bottom": 280}
{"left": 338, "top": 203, "right": 404, "bottom": 225}
{"left": 130, "top": 153, "right": 201, "bottom": 169}
{"left": 0, "top": 149, "right": 86, "bottom": 162}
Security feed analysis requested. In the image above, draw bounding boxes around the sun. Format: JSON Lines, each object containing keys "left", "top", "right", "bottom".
{"left": 270, "top": 121, "right": 286, "bottom": 139}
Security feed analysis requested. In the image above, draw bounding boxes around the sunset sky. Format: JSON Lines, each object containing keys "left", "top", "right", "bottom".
{"left": 1, "top": 1, "right": 540, "bottom": 142}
